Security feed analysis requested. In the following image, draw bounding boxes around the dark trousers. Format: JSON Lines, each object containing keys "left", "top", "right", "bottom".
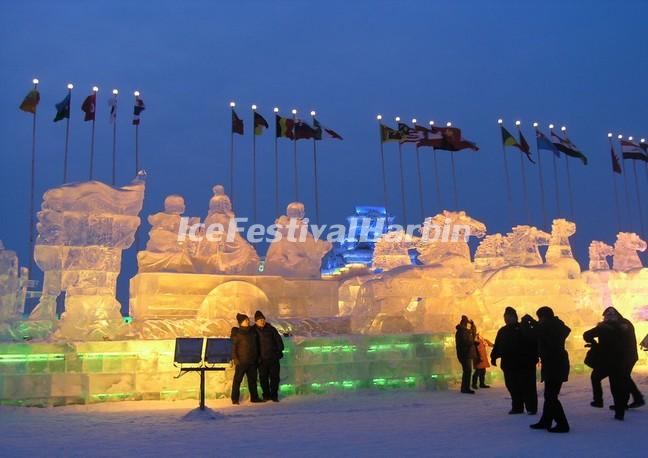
{"left": 472, "top": 368, "right": 486, "bottom": 387}
{"left": 231, "top": 363, "right": 259, "bottom": 402}
{"left": 592, "top": 367, "right": 644, "bottom": 404}
{"left": 538, "top": 379, "right": 568, "bottom": 428}
{"left": 460, "top": 358, "right": 473, "bottom": 391}
{"left": 258, "top": 358, "right": 281, "bottom": 400}
{"left": 503, "top": 368, "right": 537, "bottom": 413}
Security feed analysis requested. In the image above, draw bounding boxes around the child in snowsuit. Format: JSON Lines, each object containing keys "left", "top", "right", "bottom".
{"left": 472, "top": 333, "right": 494, "bottom": 389}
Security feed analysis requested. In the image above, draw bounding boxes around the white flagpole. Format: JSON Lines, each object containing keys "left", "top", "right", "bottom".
{"left": 618, "top": 134, "right": 633, "bottom": 227}
{"left": 549, "top": 124, "right": 562, "bottom": 217}
{"left": 396, "top": 116, "right": 407, "bottom": 226}
{"left": 498, "top": 119, "right": 513, "bottom": 225}
{"left": 430, "top": 121, "right": 442, "bottom": 210}
{"left": 608, "top": 133, "right": 622, "bottom": 232}
{"left": 533, "top": 123, "right": 548, "bottom": 229}
{"left": 292, "top": 109, "right": 299, "bottom": 202}
{"left": 628, "top": 136, "right": 646, "bottom": 238}
{"left": 561, "top": 126, "right": 575, "bottom": 219}
{"left": 28, "top": 78, "right": 39, "bottom": 277}
{"left": 413, "top": 119, "right": 424, "bottom": 220}
{"left": 377, "top": 115, "right": 388, "bottom": 210}
{"left": 229, "top": 101, "right": 236, "bottom": 202}
{"left": 516, "top": 121, "right": 531, "bottom": 224}
{"left": 447, "top": 121, "right": 459, "bottom": 209}
{"left": 111, "top": 89, "right": 118, "bottom": 186}
{"left": 252, "top": 104, "right": 258, "bottom": 223}
{"left": 134, "top": 91, "right": 142, "bottom": 174}
{"left": 274, "top": 107, "right": 280, "bottom": 216}
{"left": 311, "top": 111, "right": 321, "bottom": 226}
{"left": 89, "top": 86, "right": 98, "bottom": 180}
{"left": 63, "top": 83, "right": 73, "bottom": 183}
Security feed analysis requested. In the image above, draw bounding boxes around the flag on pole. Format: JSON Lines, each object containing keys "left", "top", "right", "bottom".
{"left": 397, "top": 123, "right": 422, "bottom": 144}
{"left": 551, "top": 130, "right": 588, "bottom": 165}
{"left": 81, "top": 94, "right": 96, "bottom": 121}
{"left": 53, "top": 93, "right": 71, "bottom": 122}
{"left": 20, "top": 89, "right": 40, "bottom": 113}
{"left": 415, "top": 125, "right": 445, "bottom": 149}
{"left": 108, "top": 95, "right": 117, "bottom": 123}
{"left": 438, "top": 126, "right": 479, "bottom": 152}
{"left": 620, "top": 139, "right": 648, "bottom": 162}
{"left": 610, "top": 144, "right": 622, "bottom": 174}
{"left": 294, "top": 119, "right": 318, "bottom": 140}
{"left": 517, "top": 130, "right": 535, "bottom": 164}
{"left": 133, "top": 97, "right": 146, "bottom": 125}
{"left": 500, "top": 125, "right": 521, "bottom": 149}
{"left": 313, "top": 118, "right": 343, "bottom": 140}
{"left": 536, "top": 129, "right": 560, "bottom": 157}
{"left": 275, "top": 115, "right": 294, "bottom": 139}
{"left": 380, "top": 124, "right": 402, "bottom": 143}
{"left": 231, "top": 109, "right": 243, "bottom": 135}
{"left": 253, "top": 112, "right": 268, "bottom": 135}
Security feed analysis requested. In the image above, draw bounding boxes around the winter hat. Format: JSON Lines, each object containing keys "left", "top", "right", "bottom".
{"left": 603, "top": 306, "right": 622, "bottom": 319}
{"left": 536, "top": 306, "right": 554, "bottom": 320}
{"left": 254, "top": 310, "right": 266, "bottom": 321}
{"left": 236, "top": 313, "right": 249, "bottom": 325}
{"left": 504, "top": 306, "right": 518, "bottom": 318}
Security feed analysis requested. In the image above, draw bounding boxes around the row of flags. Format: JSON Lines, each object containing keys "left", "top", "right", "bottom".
{"left": 379, "top": 121, "right": 479, "bottom": 152}
{"left": 231, "top": 107, "right": 343, "bottom": 141}
{"left": 19, "top": 87, "right": 146, "bottom": 125}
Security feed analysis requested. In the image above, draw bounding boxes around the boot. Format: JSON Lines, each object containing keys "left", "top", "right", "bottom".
{"left": 549, "top": 424, "right": 570, "bottom": 433}
{"left": 628, "top": 399, "right": 645, "bottom": 409}
{"left": 590, "top": 400, "right": 603, "bottom": 408}
{"left": 529, "top": 422, "right": 551, "bottom": 430}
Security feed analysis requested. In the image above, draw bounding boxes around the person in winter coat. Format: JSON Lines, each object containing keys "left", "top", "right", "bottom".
{"left": 584, "top": 307, "right": 645, "bottom": 418}
{"left": 491, "top": 307, "right": 538, "bottom": 415}
{"left": 230, "top": 313, "right": 264, "bottom": 405}
{"left": 472, "top": 333, "right": 494, "bottom": 389}
{"left": 522, "top": 306, "right": 571, "bottom": 433}
{"left": 455, "top": 315, "right": 477, "bottom": 394}
{"left": 253, "top": 310, "right": 284, "bottom": 402}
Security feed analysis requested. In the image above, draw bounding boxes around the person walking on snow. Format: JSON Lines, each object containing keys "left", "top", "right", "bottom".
{"left": 253, "top": 310, "right": 284, "bottom": 402}
{"left": 472, "top": 332, "right": 493, "bottom": 389}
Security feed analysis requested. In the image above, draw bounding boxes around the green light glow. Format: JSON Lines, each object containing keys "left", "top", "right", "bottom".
{"left": 0, "top": 353, "right": 65, "bottom": 363}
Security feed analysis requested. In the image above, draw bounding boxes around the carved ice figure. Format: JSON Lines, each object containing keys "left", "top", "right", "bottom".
{"left": 372, "top": 230, "right": 417, "bottom": 271}
{"left": 589, "top": 241, "right": 614, "bottom": 271}
{"left": 545, "top": 219, "right": 576, "bottom": 264}
{"left": 264, "top": 202, "right": 332, "bottom": 278}
{"left": 474, "top": 233, "right": 506, "bottom": 272}
{"left": 194, "top": 185, "right": 259, "bottom": 274}
{"left": 501, "top": 225, "right": 550, "bottom": 267}
{"left": 30, "top": 173, "right": 145, "bottom": 340}
{"left": 0, "top": 241, "right": 28, "bottom": 320}
{"left": 416, "top": 211, "right": 486, "bottom": 265}
{"left": 137, "top": 195, "right": 198, "bottom": 273}
{"left": 613, "top": 232, "right": 646, "bottom": 272}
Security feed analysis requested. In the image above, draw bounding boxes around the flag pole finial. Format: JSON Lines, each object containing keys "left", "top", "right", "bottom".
{"left": 67, "top": 83, "right": 74, "bottom": 90}
{"left": 628, "top": 136, "right": 633, "bottom": 141}
{"left": 273, "top": 107, "right": 279, "bottom": 113}
{"left": 229, "top": 101, "right": 235, "bottom": 108}
{"left": 251, "top": 104, "right": 257, "bottom": 111}
{"left": 32, "top": 78, "right": 39, "bottom": 86}
{"left": 533, "top": 122, "right": 539, "bottom": 128}
{"left": 549, "top": 124, "right": 555, "bottom": 129}
{"left": 112, "top": 89, "right": 118, "bottom": 95}
{"left": 618, "top": 134, "right": 623, "bottom": 140}
{"left": 291, "top": 109, "right": 297, "bottom": 115}
{"left": 395, "top": 116, "right": 400, "bottom": 122}
{"left": 446, "top": 121, "right": 452, "bottom": 127}
{"left": 607, "top": 133, "right": 613, "bottom": 139}
{"left": 429, "top": 120, "right": 434, "bottom": 126}
{"left": 641, "top": 138, "right": 646, "bottom": 144}
{"left": 92, "top": 86, "right": 99, "bottom": 93}
{"left": 497, "top": 118, "right": 503, "bottom": 125}
{"left": 310, "top": 110, "right": 316, "bottom": 117}
{"left": 515, "top": 120, "right": 521, "bottom": 127}
{"left": 376, "top": 114, "right": 382, "bottom": 120}
{"left": 561, "top": 126, "right": 566, "bottom": 132}
{"left": 411, "top": 118, "right": 417, "bottom": 124}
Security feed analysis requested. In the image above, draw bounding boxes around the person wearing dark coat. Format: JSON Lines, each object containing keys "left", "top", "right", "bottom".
{"left": 230, "top": 313, "right": 263, "bottom": 404}
{"left": 455, "top": 315, "right": 477, "bottom": 394}
{"left": 253, "top": 310, "right": 284, "bottom": 402}
{"left": 490, "top": 307, "right": 538, "bottom": 414}
{"left": 522, "top": 306, "right": 571, "bottom": 433}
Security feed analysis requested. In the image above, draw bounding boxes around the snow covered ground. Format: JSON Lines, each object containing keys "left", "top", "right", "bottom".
{"left": 1, "top": 373, "right": 646, "bottom": 458}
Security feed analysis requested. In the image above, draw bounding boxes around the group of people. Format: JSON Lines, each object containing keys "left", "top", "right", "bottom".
{"left": 455, "top": 305, "right": 645, "bottom": 434}
{"left": 230, "top": 310, "right": 284, "bottom": 404}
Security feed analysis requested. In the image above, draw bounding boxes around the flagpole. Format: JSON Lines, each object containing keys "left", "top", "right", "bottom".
{"left": 396, "top": 116, "right": 407, "bottom": 226}
{"left": 497, "top": 119, "right": 513, "bottom": 225}
{"left": 447, "top": 121, "right": 459, "bottom": 209}
{"left": 89, "top": 86, "right": 98, "bottom": 180}
{"left": 516, "top": 121, "right": 530, "bottom": 224}
{"left": 28, "top": 78, "right": 39, "bottom": 277}
{"left": 629, "top": 136, "right": 646, "bottom": 238}
{"left": 533, "top": 123, "right": 548, "bottom": 229}
{"left": 412, "top": 119, "right": 424, "bottom": 220}
{"left": 559, "top": 126, "right": 576, "bottom": 219}
{"left": 63, "top": 84, "right": 73, "bottom": 183}
{"left": 274, "top": 107, "right": 280, "bottom": 216}
{"left": 111, "top": 89, "right": 118, "bottom": 186}
{"left": 549, "top": 124, "right": 562, "bottom": 216}
{"left": 135, "top": 91, "right": 141, "bottom": 174}
{"left": 619, "top": 134, "right": 632, "bottom": 227}
{"left": 292, "top": 109, "right": 299, "bottom": 202}
{"left": 311, "top": 111, "right": 321, "bottom": 225}
{"left": 377, "top": 115, "right": 388, "bottom": 210}
{"left": 608, "top": 133, "right": 622, "bottom": 232}
{"left": 251, "top": 104, "right": 258, "bottom": 223}
{"left": 229, "top": 102, "right": 236, "bottom": 202}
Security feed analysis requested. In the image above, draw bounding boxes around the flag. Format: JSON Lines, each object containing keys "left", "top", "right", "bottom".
{"left": 551, "top": 130, "right": 588, "bottom": 165}
{"left": 416, "top": 125, "right": 445, "bottom": 149}
{"left": 81, "top": 94, "right": 96, "bottom": 121}
{"left": 53, "top": 93, "right": 71, "bottom": 122}
{"left": 438, "top": 126, "right": 479, "bottom": 152}
{"left": 294, "top": 119, "right": 318, "bottom": 140}
{"left": 253, "top": 112, "right": 268, "bottom": 135}
{"left": 620, "top": 139, "right": 648, "bottom": 162}
{"left": 133, "top": 98, "right": 146, "bottom": 125}
{"left": 313, "top": 118, "right": 343, "bottom": 140}
{"left": 108, "top": 96, "right": 117, "bottom": 123}
{"left": 19, "top": 89, "right": 40, "bottom": 113}
{"left": 398, "top": 123, "right": 424, "bottom": 144}
{"left": 276, "top": 115, "right": 295, "bottom": 139}
{"left": 641, "top": 142, "right": 648, "bottom": 154}
{"left": 500, "top": 125, "right": 521, "bottom": 149}
{"left": 380, "top": 124, "right": 402, "bottom": 143}
{"left": 231, "top": 109, "right": 243, "bottom": 135}
{"left": 517, "top": 130, "right": 535, "bottom": 164}
{"left": 535, "top": 129, "right": 560, "bottom": 157}
{"left": 610, "top": 144, "right": 622, "bottom": 174}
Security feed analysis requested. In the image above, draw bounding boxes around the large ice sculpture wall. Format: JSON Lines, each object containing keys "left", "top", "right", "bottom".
{"left": 30, "top": 173, "right": 146, "bottom": 340}
{"left": 0, "top": 241, "right": 28, "bottom": 321}
{"left": 372, "top": 230, "right": 417, "bottom": 271}
{"left": 264, "top": 202, "right": 332, "bottom": 278}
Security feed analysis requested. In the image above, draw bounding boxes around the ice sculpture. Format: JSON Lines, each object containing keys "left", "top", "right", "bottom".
{"left": 474, "top": 234, "right": 506, "bottom": 272}
{"left": 193, "top": 185, "right": 259, "bottom": 274}
{"left": 589, "top": 241, "right": 614, "bottom": 271}
{"left": 264, "top": 202, "right": 332, "bottom": 278}
{"left": 416, "top": 211, "right": 486, "bottom": 265}
{"left": 30, "top": 173, "right": 146, "bottom": 340}
{"left": 546, "top": 219, "right": 576, "bottom": 263}
{"left": 372, "top": 230, "right": 417, "bottom": 271}
{"left": 613, "top": 232, "right": 646, "bottom": 272}
{"left": 502, "top": 225, "right": 550, "bottom": 267}
{"left": 137, "top": 195, "right": 198, "bottom": 273}
{"left": 0, "top": 241, "right": 28, "bottom": 320}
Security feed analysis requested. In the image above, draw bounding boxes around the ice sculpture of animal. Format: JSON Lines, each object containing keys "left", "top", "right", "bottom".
{"left": 416, "top": 211, "right": 486, "bottom": 265}
{"left": 372, "top": 230, "right": 417, "bottom": 271}
{"left": 613, "top": 232, "right": 647, "bottom": 272}
{"left": 30, "top": 173, "right": 146, "bottom": 340}
{"left": 474, "top": 233, "right": 506, "bottom": 272}
{"left": 501, "top": 225, "right": 550, "bottom": 267}
{"left": 0, "top": 241, "right": 28, "bottom": 320}
{"left": 546, "top": 219, "right": 577, "bottom": 264}
{"left": 137, "top": 195, "right": 199, "bottom": 273}
{"left": 264, "top": 202, "right": 332, "bottom": 278}
{"left": 589, "top": 241, "right": 614, "bottom": 271}
{"left": 194, "top": 185, "right": 259, "bottom": 274}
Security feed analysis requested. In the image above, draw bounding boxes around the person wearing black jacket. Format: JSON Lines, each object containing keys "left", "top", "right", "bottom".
{"left": 455, "top": 315, "right": 477, "bottom": 394}
{"left": 230, "top": 313, "right": 264, "bottom": 405}
{"left": 253, "top": 310, "right": 284, "bottom": 402}
{"left": 522, "top": 306, "right": 571, "bottom": 433}
{"left": 490, "top": 307, "right": 538, "bottom": 414}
